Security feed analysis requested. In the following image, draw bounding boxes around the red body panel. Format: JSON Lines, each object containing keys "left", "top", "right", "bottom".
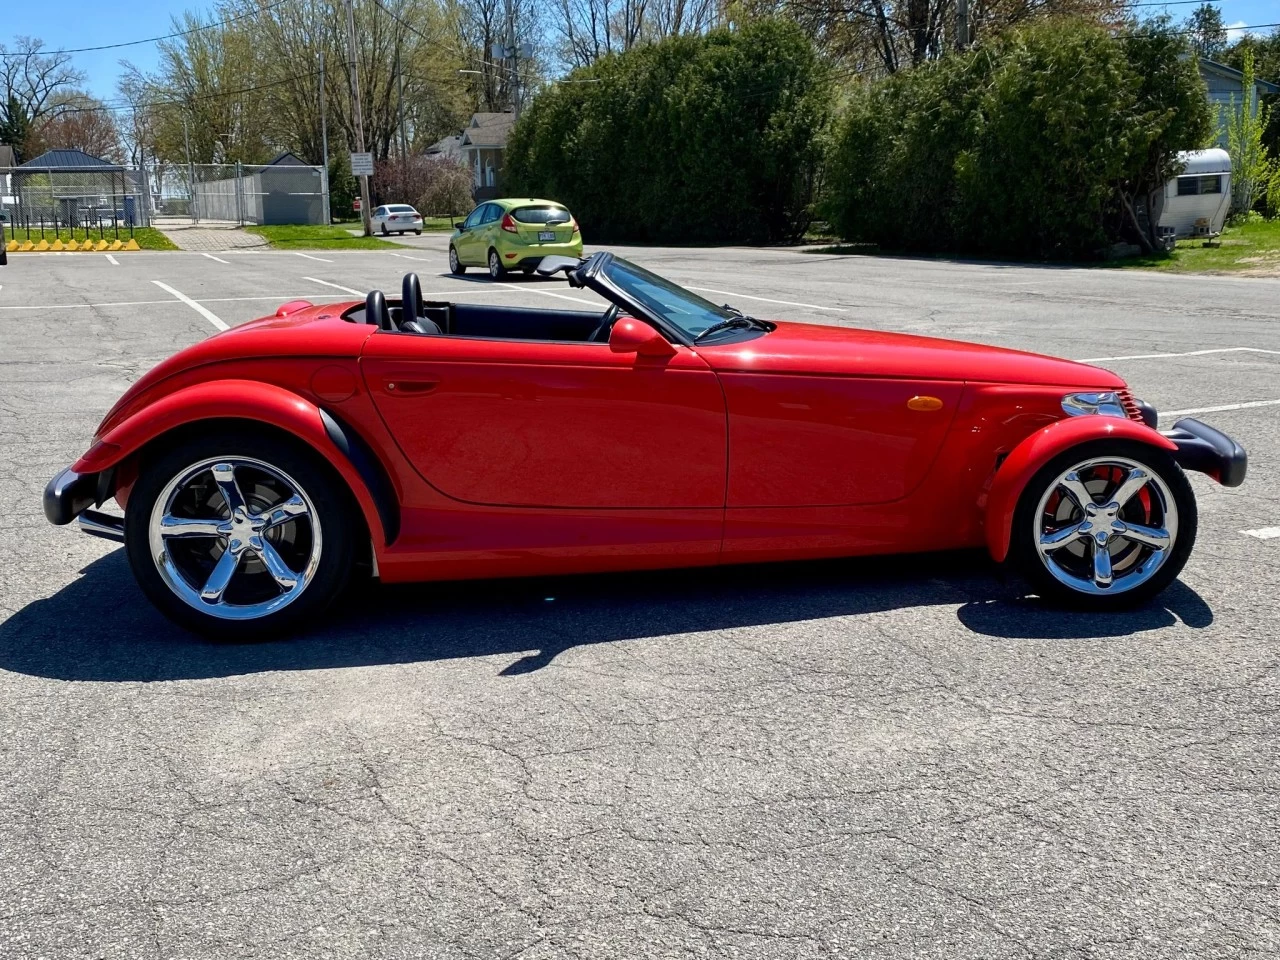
{"left": 76, "top": 302, "right": 1182, "bottom": 581}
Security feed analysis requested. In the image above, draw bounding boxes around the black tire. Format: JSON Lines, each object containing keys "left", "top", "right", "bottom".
{"left": 449, "top": 245, "right": 466, "bottom": 275}
{"left": 488, "top": 248, "right": 505, "bottom": 280}
{"left": 1009, "top": 439, "right": 1197, "bottom": 609}
{"left": 414, "top": 229, "right": 422, "bottom": 235}
{"left": 124, "top": 427, "right": 358, "bottom": 639}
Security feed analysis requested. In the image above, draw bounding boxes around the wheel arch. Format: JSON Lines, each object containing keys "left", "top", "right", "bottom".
{"left": 983, "top": 416, "right": 1178, "bottom": 563}
{"left": 72, "top": 379, "right": 399, "bottom": 548}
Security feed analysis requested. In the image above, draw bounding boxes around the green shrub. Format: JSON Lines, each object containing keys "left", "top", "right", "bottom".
{"left": 826, "top": 19, "right": 1211, "bottom": 259}
{"left": 505, "top": 19, "right": 832, "bottom": 244}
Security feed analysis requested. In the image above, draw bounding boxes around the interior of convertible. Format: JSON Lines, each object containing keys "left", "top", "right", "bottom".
{"left": 342, "top": 272, "right": 622, "bottom": 344}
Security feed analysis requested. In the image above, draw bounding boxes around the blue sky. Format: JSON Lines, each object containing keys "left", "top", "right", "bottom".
{"left": 5, "top": 0, "right": 1280, "bottom": 103}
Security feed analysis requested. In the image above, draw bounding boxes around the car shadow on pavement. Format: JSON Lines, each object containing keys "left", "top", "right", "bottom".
{"left": 0, "top": 547, "right": 1213, "bottom": 683}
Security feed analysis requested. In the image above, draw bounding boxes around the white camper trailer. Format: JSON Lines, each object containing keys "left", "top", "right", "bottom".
{"left": 1158, "top": 149, "right": 1232, "bottom": 241}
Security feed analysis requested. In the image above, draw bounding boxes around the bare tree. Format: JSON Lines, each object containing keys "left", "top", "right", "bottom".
{"left": 551, "top": 0, "right": 717, "bottom": 69}
{"left": 0, "top": 36, "right": 87, "bottom": 160}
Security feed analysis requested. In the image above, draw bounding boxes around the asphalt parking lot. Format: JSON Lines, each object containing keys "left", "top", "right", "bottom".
{"left": 1, "top": 241, "right": 1277, "bottom": 958}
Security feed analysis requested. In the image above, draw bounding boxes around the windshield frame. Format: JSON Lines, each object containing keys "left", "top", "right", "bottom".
{"left": 583, "top": 254, "right": 748, "bottom": 345}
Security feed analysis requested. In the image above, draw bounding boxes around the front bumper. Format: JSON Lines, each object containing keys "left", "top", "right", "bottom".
{"left": 43, "top": 467, "right": 125, "bottom": 542}
{"left": 1163, "top": 417, "right": 1247, "bottom": 487}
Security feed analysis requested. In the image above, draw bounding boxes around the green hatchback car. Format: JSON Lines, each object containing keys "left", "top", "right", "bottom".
{"left": 449, "top": 198, "right": 584, "bottom": 279}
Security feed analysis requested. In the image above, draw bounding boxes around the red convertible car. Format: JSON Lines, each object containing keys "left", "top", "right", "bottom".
{"left": 43, "top": 253, "right": 1246, "bottom": 637}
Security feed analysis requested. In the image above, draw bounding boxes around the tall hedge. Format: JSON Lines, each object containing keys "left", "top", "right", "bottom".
{"left": 826, "top": 20, "right": 1211, "bottom": 259}
{"left": 504, "top": 19, "right": 832, "bottom": 244}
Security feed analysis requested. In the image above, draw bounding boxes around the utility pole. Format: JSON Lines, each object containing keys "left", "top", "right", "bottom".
{"left": 183, "top": 116, "right": 197, "bottom": 223}
{"left": 344, "top": 0, "right": 373, "bottom": 236}
{"left": 319, "top": 47, "right": 331, "bottom": 224}
{"left": 504, "top": 0, "right": 520, "bottom": 118}
{"left": 956, "top": 0, "right": 970, "bottom": 50}
{"left": 396, "top": 50, "right": 409, "bottom": 161}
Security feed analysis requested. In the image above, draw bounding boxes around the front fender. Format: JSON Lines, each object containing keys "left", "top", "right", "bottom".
{"left": 983, "top": 416, "right": 1177, "bottom": 563}
{"left": 72, "top": 379, "right": 391, "bottom": 547}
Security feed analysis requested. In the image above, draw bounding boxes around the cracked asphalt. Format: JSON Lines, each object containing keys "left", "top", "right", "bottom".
{"left": 1, "top": 244, "right": 1278, "bottom": 958}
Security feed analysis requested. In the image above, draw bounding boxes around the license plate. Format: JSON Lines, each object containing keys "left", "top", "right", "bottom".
{"left": 538, "top": 231, "right": 556, "bottom": 241}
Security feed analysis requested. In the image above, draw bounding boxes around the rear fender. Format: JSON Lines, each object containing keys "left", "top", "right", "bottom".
{"left": 983, "top": 416, "right": 1177, "bottom": 563}
{"left": 72, "top": 379, "right": 394, "bottom": 547}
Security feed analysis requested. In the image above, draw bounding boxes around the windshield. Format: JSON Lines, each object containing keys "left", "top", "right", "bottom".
{"left": 601, "top": 257, "right": 736, "bottom": 338}
{"left": 389, "top": 205, "right": 417, "bottom": 213}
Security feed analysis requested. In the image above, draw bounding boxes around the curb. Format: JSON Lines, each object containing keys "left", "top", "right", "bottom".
{"left": 5, "top": 239, "right": 141, "bottom": 252}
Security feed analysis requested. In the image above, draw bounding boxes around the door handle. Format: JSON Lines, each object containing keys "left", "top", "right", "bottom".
{"left": 384, "top": 378, "right": 437, "bottom": 395}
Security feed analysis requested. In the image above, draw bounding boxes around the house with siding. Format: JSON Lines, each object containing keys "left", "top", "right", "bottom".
{"left": 459, "top": 112, "right": 517, "bottom": 201}
{"left": 1199, "top": 58, "right": 1280, "bottom": 147}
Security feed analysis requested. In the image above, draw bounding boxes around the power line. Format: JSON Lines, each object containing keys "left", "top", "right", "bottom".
{"left": 40, "top": 68, "right": 324, "bottom": 117}
{"left": 0, "top": 0, "right": 291, "bottom": 58}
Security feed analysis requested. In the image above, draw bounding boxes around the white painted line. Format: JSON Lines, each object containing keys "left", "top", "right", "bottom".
{"left": 151, "top": 280, "right": 229, "bottom": 332}
{"left": 303, "top": 276, "right": 365, "bottom": 296}
{"left": 497, "top": 281, "right": 599, "bottom": 306}
{"left": 295, "top": 252, "right": 333, "bottom": 263}
{"left": 105, "top": 254, "right": 119, "bottom": 265}
{"left": 1242, "top": 527, "right": 1280, "bottom": 540}
{"left": 1159, "top": 399, "right": 1280, "bottom": 420}
{"left": 686, "top": 286, "right": 843, "bottom": 312}
{"left": 1079, "top": 347, "right": 1280, "bottom": 362}
{"left": 0, "top": 290, "right": 526, "bottom": 311}
{"left": 202, "top": 253, "right": 230, "bottom": 264}
{"left": 390, "top": 252, "right": 432, "bottom": 261}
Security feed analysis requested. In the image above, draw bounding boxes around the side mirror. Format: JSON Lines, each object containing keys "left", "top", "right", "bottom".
{"left": 609, "top": 317, "right": 676, "bottom": 357}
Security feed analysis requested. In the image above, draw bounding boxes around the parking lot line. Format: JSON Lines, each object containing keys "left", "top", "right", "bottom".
{"left": 105, "top": 254, "right": 119, "bottom": 265}
{"left": 1159, "top": 399, "right": 1280, "bottom": 419}
{"left": 303, "top": 277, "right": 365, "bottom": 296}
{"left": 296, "top": 252, "right": 333, "bottom": 263}
{"left": 151, "top": 280, "right": 229, "bottom": 332}
{"left": 496, "top": 281, "right": 599, "bottom": 306}
{"left": 685, "top": 286, "right": 843, "bottom": 312}
{"left": 390, "top": 252, "right": 431, "bottom": 261}
{"left": 1079, "top": 347, "right": 1280, "bottom": 362}
{"left": 202, "top": 253, "right": 230, "bottom": 264}
{"left": 1242, "top": 527, "right": 1280, "bottom": 540}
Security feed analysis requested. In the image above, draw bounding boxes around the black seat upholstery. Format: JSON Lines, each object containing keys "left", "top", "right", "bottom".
{"left": 401, "top": 317, "right": 442, "bottom": 335}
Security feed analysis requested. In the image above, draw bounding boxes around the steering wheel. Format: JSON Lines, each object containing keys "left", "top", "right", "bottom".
{"left": 589, "top": 304, "right": 621, "bottom": 343}
{"left": 364, "top": 289, "right": 394, "bottom": 332}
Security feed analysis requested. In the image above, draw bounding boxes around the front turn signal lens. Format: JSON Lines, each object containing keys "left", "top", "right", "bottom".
{"left": 907, "top": 395, "right": 944, "bottom": 412}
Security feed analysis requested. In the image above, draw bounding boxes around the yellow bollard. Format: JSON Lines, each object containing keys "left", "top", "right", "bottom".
{"left": 123, "top": 238, "right": 140, "bottom": 251}
{"left": 20, "top": 240, "right": 33, "bottom": 251}
{"left": 51, "top": 239, "right": 65, "bottom": 251}
{"left": 34, "top": 239, "right": 49, "bottom": 251}
{"left": 5, "top": 240, "right": 17, "bottom": 251}
{"left": 95, "top": 239, "right": 108, "bottom": 251}
{"left": 78, "top": 240, "right": 95, "bottom": 251}
{"left": 108, "top": 239, "right": 123, "bottom": 251}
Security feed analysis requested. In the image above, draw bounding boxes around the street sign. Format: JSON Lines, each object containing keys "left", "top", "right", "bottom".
{"left": 349, "top": 152, "right": 374, "bottom": 176}
{"left": 353, "top": 198, "right": 362, "bottom": 211}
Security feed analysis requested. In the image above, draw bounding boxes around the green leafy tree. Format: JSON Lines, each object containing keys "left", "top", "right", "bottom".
{"left": 825, "top": 18, "right": 1210, "bottom": 258}
{"left": 506, "top": 18, "right": 833, "bottom": 244}
{"left": 1224, "top": 28, "right": 1280, "bottom": 161}
{"left": 1224, "top": 49, "right": 1275, "bottom": 216}
{"left": 1186, "top": 3, "right": 1227, "bottom": 59}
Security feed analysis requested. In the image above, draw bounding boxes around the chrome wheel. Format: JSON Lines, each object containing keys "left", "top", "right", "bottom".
{"left": 488, "top": 249, "right": 502, "bottom": 278}
{"left": 1034, "top": 456, "right": 1178, "bottom": 596}
{"left": 449, "top": 246, "right": 460, "bottom": 272}
{"left": 147, "top": 457, "right": 322, "bottom": 621}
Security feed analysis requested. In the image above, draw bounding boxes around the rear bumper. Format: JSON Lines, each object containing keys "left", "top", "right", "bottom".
{"left": 1162, "top": 417, "right": 1247, "bottom": 487}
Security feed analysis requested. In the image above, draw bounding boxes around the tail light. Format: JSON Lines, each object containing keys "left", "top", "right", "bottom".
{"left": 570, "top": 218, "right": 580, "bottom": 234}
{"left": 501, "top": 213, "right": 519, "bottom": 233}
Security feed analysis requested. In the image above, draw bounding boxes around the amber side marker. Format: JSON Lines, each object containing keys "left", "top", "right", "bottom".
{"left": 907, "top": 395, "right": 944, "bottom": 411}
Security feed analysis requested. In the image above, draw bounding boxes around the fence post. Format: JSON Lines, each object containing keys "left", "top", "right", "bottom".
{"left": 321, "top": 164, "right": 331, "bottom": 226}
{"left": 235, "top": 162, "right": 245, "bottom": 225}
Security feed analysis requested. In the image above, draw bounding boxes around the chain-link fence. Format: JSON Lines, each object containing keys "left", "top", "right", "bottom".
{"left": 165, "top": 162, "right": 328, "bottom": 225}
{"left": 1, "top": 164, "right": 150, "bottom": 238}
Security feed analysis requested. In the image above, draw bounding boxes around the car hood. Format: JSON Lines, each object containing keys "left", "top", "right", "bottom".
{"left": 95, "top": 301, "right": 371, "bottom": 437}
{"left": 696, "top": 321, "right": 1125, "bottom": 388}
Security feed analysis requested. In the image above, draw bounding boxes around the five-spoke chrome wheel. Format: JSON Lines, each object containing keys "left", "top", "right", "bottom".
{"left": 147, "top": 457, "right": 323, "bottom": 621}
{"left": 1033, "top": 455, "right": 1177, "bottom": 596}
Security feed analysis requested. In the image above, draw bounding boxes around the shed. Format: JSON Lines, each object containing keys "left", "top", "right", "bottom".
{"left": 1158, "top": 149, "right": 1232, "bottom": 240}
